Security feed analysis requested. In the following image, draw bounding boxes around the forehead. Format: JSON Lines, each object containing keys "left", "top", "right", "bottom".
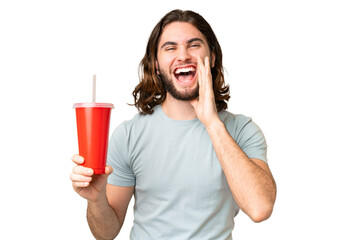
{"left": 158, "top": 22, "right": 206, "bottom": 46}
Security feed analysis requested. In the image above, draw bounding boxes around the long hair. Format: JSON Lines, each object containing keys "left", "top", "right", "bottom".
{"left": 132, "top": 9, "right": 230, "bottom": 115}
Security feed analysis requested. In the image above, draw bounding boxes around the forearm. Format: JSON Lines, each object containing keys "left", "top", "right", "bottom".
{"left": 206, "top": 119, "right": 276, "bottom": 222}
{"left": 87, "top": 197, "right": 121, "bottom": 240}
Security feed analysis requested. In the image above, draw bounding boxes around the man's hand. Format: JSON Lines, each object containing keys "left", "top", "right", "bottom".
{"left": 190, "top": 55, "right": 221, "bottom": 129}
{"left": 70, "top": 154, "right": 113, "bottom": 203}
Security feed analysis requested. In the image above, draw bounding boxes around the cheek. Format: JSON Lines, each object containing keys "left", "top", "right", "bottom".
{"left": 193, "top": 50, "right": 211, "bottom": 61}
{"left": 158, "top": 55, "right": 177, "bottom": 72}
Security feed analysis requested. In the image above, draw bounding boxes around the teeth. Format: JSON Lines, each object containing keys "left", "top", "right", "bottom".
{"left": 175, "top": 67, "right": 195, "bottom": 74}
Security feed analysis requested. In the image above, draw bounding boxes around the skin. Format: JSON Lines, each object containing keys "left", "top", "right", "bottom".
{"left": 70, "top": 21, "right": 276, "bottom": 239}
{"left": 157, "top": 22, "right": 215, "bottom": 120}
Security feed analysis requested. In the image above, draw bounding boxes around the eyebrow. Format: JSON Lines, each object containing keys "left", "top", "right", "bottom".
{"left": 160, "top": 38, "right": 205, "bottom": 49}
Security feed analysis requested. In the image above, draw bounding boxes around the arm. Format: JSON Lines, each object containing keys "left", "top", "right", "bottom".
{"left": 70, "top": 155, "right": 134, "bottom": 240}
{"left": 87, "top": 185, "right": 134, "bottom": 240}
{"left": 191, "top": 56, "right": 276, "bottom": 222}
{"left": 205, "top": 120, "right": 276, "bottom": 222}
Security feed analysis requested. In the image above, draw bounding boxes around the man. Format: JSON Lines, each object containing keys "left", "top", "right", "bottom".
{"left": 71, "top": 9, "right": 276, "bottom": 240}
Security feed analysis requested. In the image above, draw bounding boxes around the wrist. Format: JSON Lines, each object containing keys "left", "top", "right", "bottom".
{"left": 88, "top": 193, "right": 108, "bottom": 206}
{"left": 205, "top": 117, "right": 224, "bottom": 132}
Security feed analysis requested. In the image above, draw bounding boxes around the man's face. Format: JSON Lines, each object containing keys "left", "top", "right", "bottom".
{"left": 156, "top": 22, "right": 215, "bottom": 101}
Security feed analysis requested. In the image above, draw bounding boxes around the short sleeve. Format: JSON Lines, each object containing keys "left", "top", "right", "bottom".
{"left": 235, "top": 117, "right": 268, "bottom": 163}
{"left": 107, "top": 123, "right": 136, "bottom": 186}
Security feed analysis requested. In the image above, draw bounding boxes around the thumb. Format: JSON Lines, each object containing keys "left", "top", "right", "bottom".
{"left": 104, "top": 165, "right": 113, "bottom": 176}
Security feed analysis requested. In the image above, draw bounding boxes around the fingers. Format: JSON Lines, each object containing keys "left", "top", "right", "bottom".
{"left": 197, "top": 55, "right": 205, "bottom": 87}
{"left": 204, "top": 56, "right": 210, "bottom": 70}
{"left": 70, "top": 173, "right": 92, "bottom": 188}
{"left": 197, "top": 55, "right": 212, "bottom": 92}
{"left": 70, "top": 164, "right": 113, "bottom": 188}
{"left": 196, "top": 55, "right": 210, "bottom": 70}
{"left": 204, "top": 56, "right": 212, "bottom": 88}
{"left": 72, "top": 154, "right": 84, "bottom": 164}
{"left": 72, "top": 164, "right": 94, "bottom": 176}
{"left": 70, "top": 160, "right": 94, "bottom": 188}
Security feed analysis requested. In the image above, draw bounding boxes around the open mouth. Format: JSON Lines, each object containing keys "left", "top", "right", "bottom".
{"left": 173, "top": 66, "right": 197, "bottom": 84}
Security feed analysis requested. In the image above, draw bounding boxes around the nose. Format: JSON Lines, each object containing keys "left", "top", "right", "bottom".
{"left": 177, "top": 46, "right": 191, "bottom": 62}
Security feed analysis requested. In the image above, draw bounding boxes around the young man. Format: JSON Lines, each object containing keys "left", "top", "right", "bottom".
{"left": 71, "top": 9, "right": 276, "bottom": 240}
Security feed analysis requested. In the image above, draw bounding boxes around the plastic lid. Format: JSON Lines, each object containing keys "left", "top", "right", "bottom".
{"left": 73, "top": 103, "right": 114, "bottom": 108}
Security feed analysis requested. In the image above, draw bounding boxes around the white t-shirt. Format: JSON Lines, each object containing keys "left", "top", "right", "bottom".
{"left": 107, "top": 105, "right": 267, "bottom": 239}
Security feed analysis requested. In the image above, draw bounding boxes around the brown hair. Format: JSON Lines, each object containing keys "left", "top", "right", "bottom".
{"left": 132, "top": 9, "right": 230, "bottom": 115}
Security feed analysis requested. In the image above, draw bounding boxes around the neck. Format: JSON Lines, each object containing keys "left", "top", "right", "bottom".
{"left": 161, "top": 93, "right": 197, "bottom": 120}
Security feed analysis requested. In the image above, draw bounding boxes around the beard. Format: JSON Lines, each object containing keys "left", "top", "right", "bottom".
{"left": 159, "top": 69, "right": 199, "bottom": 101}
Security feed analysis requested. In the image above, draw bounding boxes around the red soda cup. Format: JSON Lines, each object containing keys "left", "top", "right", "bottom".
{"left": 73, "top": 103, "right": 114, "bottom": 174}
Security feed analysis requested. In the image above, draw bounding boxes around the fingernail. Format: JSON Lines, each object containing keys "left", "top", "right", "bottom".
{"left": 77, "top": 156, "right": 84, "bottom": 163}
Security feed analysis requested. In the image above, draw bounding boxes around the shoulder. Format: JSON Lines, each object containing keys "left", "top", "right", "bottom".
{"left": 220, "top": 110, "right": 252, "bottom": 130}
{"left": 112, "top": 107, "right": 159, "bottom": 138}
{"left": 219, "top": 110, "right": 264, "bottom": 140}
{"left": 113, "top": 113, "right": 145, "bottom": 136}
{"left": 221, "top": 111, "right": 268, "bottom": 161}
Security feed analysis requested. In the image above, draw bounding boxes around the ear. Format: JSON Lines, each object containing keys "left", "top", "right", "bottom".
{"left": 211, "top": 52, "right": 216, "bottom": 68}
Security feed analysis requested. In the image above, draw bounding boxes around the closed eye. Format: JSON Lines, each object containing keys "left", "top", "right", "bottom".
{"left": 187, "top": 38, "right": 204, "bottom": 48}
{"left": 165, "top": 46, "right": 176, "bottom": 51}
{"left": 190, "top": 43, "right": 200, "bottom": 48}
{"left": 161, "top": 41, "right": 177, "bottom": 51}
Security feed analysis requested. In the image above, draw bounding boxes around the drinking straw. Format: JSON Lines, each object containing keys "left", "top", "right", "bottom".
{"left": 92, "top": 74, "right": 96, "bottom": 103}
